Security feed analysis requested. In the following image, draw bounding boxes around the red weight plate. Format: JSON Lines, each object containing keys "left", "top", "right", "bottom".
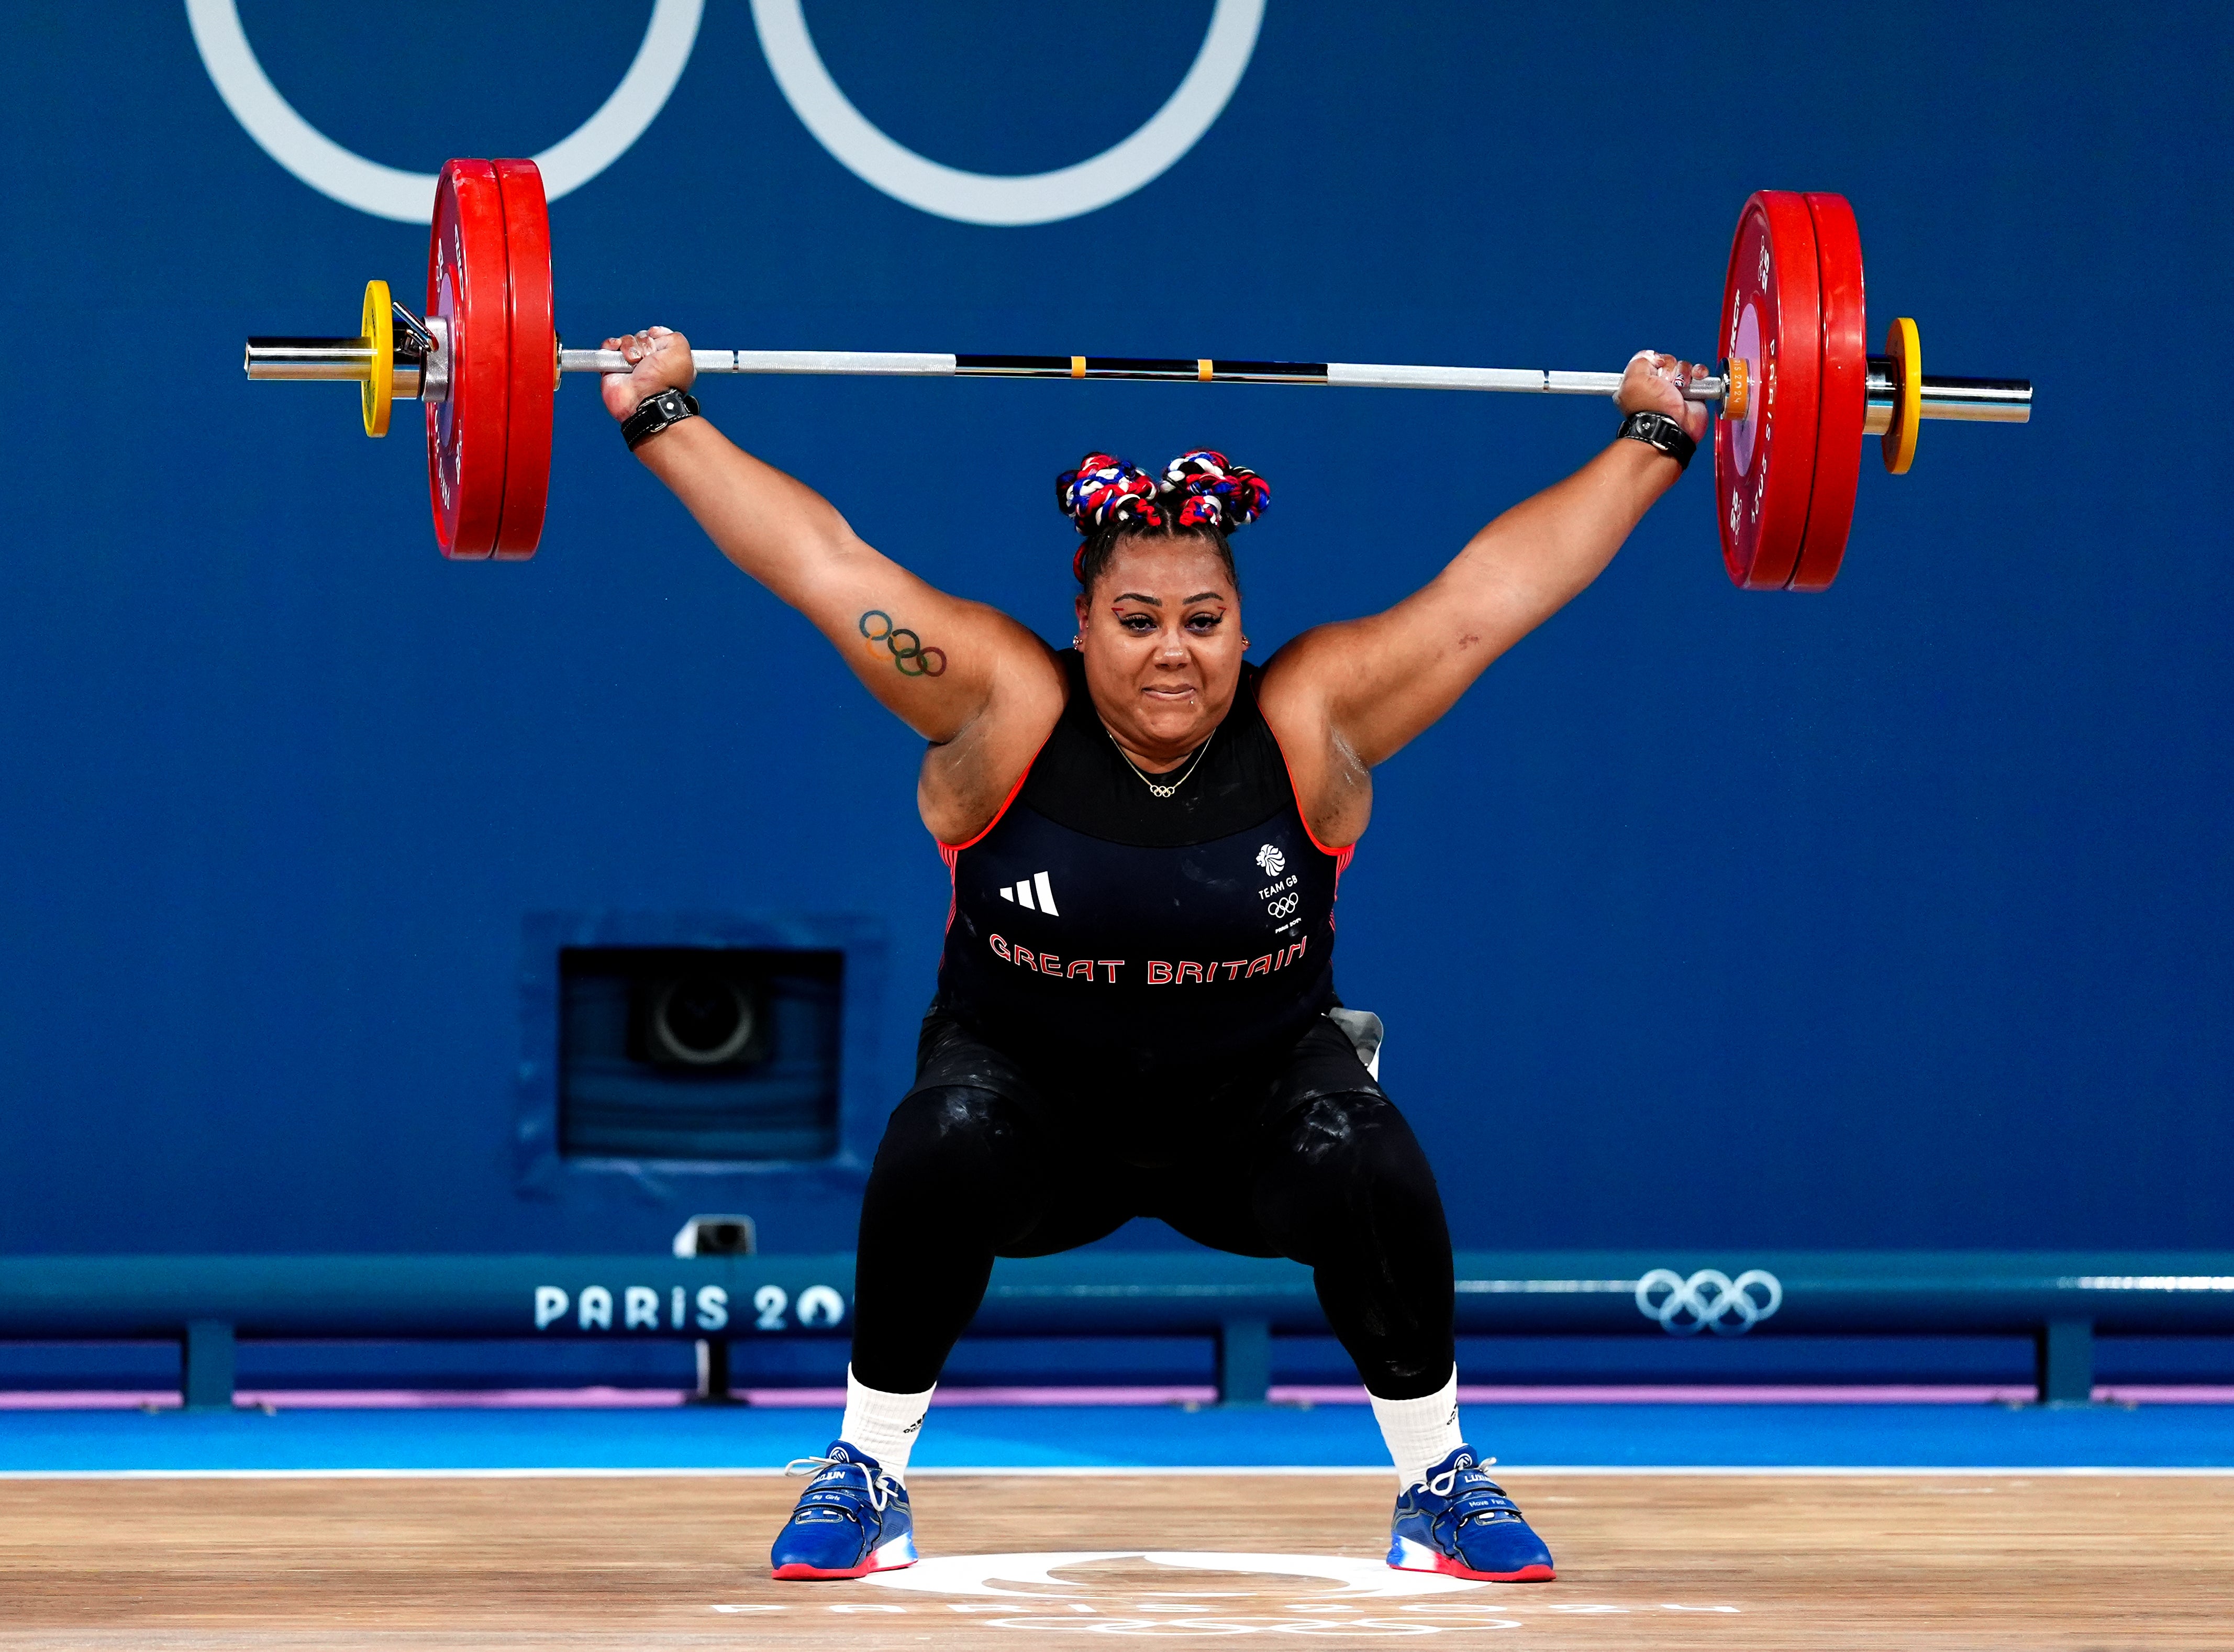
{"left": 493, "top": 158, "right": 554, "bottom": 560}
{"left": 1791, "top": 192, "right": 1867, "bottom": 591}
{"left": 1714, "top": 192, "right": 1822, "bottom": 589}
{"left": 426, "top": 159, "right": 512, "bottom": 559}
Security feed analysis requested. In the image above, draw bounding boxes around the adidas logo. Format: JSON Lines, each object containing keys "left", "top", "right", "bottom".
{"left": 996, "top": 871, "right": 1060, "bottom": 915}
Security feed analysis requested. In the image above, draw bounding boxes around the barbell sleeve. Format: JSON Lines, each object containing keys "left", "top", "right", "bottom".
{"left": 1862, "top": 361, "right": 2033, "bottom": 431}
{"left": 246, "top": 336, "right": 428, "bottom": 398}
{"left": 245, "top": 338, "right": 376, "bottom": 379}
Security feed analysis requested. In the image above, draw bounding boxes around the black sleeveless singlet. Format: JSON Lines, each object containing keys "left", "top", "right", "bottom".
{"left": 933, "top": 649, "right": 1352, "bottom": 1101}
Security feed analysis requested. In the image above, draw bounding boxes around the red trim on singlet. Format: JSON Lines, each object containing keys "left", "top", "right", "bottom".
{"left": 1266, "top": 724, "right": 1359, "bottom": 881}
{"left": 937, "top": 746, "right": 1043, "bottom": 855}
{"left": 932, "top": 740, "right": 1050, "bottom": 936}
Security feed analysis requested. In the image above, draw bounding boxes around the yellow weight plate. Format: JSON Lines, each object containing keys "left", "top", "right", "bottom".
{"left": 361, "top": 279, "right": 393, "bottom": 438}
{"left": 1881, "top": 316, "right": 1920, "bottom": 475}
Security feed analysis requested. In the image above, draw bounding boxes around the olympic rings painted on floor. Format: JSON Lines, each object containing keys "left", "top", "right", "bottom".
{"left": 187, "top": 0, "right": 1260, "bottom": 227}
{"left": 749, "top": 0, "right": 1264, "bottom": 226}
{"left": 960, "top": 1615, "right": 1520, "bottom": 1635}
{"left": 848, "top": 1550, "right": 1539, "bottom": 1635}
{"left": 1633, "top": 1267, "right": 1783, "bottom": 1336}
{"left": 184, "top": 0, "right": 703, "bottom": 223}
{"left": 862, "top": 1550, "right": 1488, "bottom": 1600}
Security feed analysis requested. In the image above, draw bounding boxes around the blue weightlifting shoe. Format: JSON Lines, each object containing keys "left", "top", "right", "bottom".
{"left": 770, "top": 1442, "right": 918, "bottom": 1580}
{"left": 1387, "top": 1446, "right": 1556, "bottom": 1582}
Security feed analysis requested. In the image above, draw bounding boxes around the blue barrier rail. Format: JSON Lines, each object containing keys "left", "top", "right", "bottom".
{"left": 4, "top": 1252, "right": 2230, "bottom": 1407}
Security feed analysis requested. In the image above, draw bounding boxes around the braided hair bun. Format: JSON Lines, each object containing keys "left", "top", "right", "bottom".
{"left": 1055, "top": 449, "right": 1270, "bottom": 586}
{"left": 1163, "top": 450, "right": 1270, "bottom": 531}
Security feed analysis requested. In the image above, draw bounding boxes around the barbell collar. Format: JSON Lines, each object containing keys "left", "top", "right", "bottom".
{"left": 390, "top": 301, "right": 436, "bottom": 356}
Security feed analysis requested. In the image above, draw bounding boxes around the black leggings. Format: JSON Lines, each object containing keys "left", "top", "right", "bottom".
{"left": 850, "top": 1082, "right": 1457, "bottom": 1400}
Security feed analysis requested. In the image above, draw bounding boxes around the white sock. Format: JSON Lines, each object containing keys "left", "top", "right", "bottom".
{"left": 1370, "top": 1367, "right": 1464, "bottom": 1488}
{"left": 839, "top": 1366, "right": 935, "bottom": 1481}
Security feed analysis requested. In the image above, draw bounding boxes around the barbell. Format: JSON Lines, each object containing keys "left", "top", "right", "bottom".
{"left": 244, "top": 158, "right": 2031, "bottom": 589}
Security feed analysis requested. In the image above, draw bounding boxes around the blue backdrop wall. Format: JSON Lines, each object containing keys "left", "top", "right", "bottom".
{"left": 0, "top": 2, "right": 2226, "bottom": 1258}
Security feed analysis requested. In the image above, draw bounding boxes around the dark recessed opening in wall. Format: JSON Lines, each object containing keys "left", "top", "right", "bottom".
{"left": 559, "top": 948, "right": 843, "bottom": 1162}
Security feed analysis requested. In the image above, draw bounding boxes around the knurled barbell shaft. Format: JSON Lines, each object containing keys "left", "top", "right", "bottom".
{"left": 556, "top": 348, "right": 1732, "bottom": 402}
{"left": 559, "top": 349, "right": 2031, "bottom": 423}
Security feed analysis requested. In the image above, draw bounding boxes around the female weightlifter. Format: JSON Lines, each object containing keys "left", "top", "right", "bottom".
{"left": 601, "top": 326, "right": 1708, "bottom": 1584}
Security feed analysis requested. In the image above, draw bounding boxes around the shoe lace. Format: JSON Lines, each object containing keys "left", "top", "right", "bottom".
{"left": 1424, "top": 1456, "right": 1499, "bottom": 1499}
{"left": 784, "top": 1454, "right": 894, "bottom": 1513}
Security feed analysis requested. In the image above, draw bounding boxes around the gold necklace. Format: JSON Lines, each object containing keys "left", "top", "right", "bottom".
{"left": 1108, "top": 725, "right": 1213, "bottom": 799}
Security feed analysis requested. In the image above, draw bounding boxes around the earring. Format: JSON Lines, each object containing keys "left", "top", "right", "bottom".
{"left": 1241, "top": 636, "right": 1251, "bottom": 648}
{"left": 1072, "top": 633, "right": 1082, "bottom": 646}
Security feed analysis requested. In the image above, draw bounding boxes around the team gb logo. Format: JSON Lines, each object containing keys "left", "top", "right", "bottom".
{"left": 1257, "top": 844, "right": 1286, "bottom": 876}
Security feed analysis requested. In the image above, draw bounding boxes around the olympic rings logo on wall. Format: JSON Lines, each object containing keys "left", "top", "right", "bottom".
{"left": 185, "top": 0, "right": 1264, "bottom": 226}
{"left": 859, "top": 611, "right": 947, "bottom": 678}
{"left": 1633, "top": 1267, "right": 1783, "bottom": 1336}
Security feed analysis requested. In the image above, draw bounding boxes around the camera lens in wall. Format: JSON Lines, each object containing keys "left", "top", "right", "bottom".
{"left": 561, "top": 946, "right": 841, "bottom": 1161}
{"left": 673, "top": 1215, "right": 757, "bottom": 1256}
{"left": 651, "top": 974, "right": 758, "bottom": 1067}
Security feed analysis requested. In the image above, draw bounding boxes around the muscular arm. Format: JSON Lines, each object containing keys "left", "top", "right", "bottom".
{"left": 1261, "top": 353, "right": 1707, "bottom": 841}
{"left": 606, "top": 330, "right": 1062, "bottom": 828}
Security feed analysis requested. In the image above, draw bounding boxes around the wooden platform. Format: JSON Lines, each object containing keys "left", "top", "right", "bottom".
{"left": 1, "top": 1471, "right": 2227, "bottom": 1647}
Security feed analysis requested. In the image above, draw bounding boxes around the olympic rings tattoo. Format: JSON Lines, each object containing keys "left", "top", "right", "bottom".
{"left": 858, "top": 609, "right": 948, "bottom": 678}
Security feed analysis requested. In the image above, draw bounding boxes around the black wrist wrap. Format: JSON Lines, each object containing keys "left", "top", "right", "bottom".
{"left": 623, "top": 388, "right": 701, "bottom": 452}
{"left": 1617, "top": 409, "right": 1696, "bottom": 471}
